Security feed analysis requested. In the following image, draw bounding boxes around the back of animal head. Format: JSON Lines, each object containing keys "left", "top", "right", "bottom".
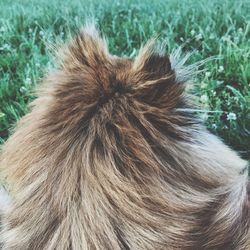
{"left": 0, "top": 23, "right": 248, "bottom": 250}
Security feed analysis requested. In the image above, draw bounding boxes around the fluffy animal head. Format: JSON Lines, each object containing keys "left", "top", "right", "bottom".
{"left": 0, "top": 24, "right": 249, "bottom": 250}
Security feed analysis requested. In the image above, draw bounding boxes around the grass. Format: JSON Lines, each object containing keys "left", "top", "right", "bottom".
{"left": 0, "top": 0, "right": 249, "bottom": 159}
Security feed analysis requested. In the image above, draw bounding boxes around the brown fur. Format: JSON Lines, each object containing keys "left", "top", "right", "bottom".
{"left": 0, "top": 24, "right": 249, "bottom": 250}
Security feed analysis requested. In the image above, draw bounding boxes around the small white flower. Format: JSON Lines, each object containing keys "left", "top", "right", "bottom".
{"left": 0, "top": 112, "right": 5, "bottom": 118}
{"left": 201, "top": 112, "right": 208, "bottom": 121}
{"left": 222, "top": 35, "right": 231, "bottom": 42}
{"left": 25, "top": 77, "right": 32, "bottom": 85}
{"left": 28, "top": 28, "right": 33, "bottom": 33}
{"left": 218, "top": 65, "right": 224, "bottom": 73}
{"left": 0, "top": 44, "right": 11, "bottom": 51}
{"left": 5, "top": 44, "right": 11, "bottom": 49}
{"left": 195, "top": 33, "right": 202, "bottom": 41}
{"left": 212, "top": 123, "right": 217, "bottom": 129}
{"left": 209, "top": 34, "right": 215, "bottom": 39}
{"left": 39, "top": 30, "right": 44, "bottom": 37}
{"left": 200, "top": 94, "right": 208, "bottom": 103}
{"left": 227, "top": 112, "right": 237, "bottom": 121}
{"left": 234, "top": 36, "right": 239, "bottom": 43}
{"left": 190, "top": 29, "right": 195, "bottom": 36}
{"left": 201, "top": 82, "right": 207, "bottom": 89}
{"left": 205, "top": 72, "right": 211, "bottom": 77}
{"left": 20, "top": 86, "right": 27, "bottom": 93}
{"left": 216, "top": 80, "right": 223, "bottom": 86}
{"left": 238, "top": 28, "right": 243, "bottom": 33}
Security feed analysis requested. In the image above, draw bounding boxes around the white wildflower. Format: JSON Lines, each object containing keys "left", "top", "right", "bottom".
{"left": 190, "top": 29, "right": 195, "bottom": 36}
{"left": 195, "top": 33, "right": 202, "bottom": 41}
{"left": 218, "top": 65, "right": 224, "bottom": 73}
{"left": 39, "top": 30, "right": 44, "bottom": 37}
{"left": 222, "top": 35, "right": 231, "bottom": 42}
{"left": 212, "top": 123, "right": 217, "bottom": 129}
{"left": 227, "top": 112, "right": 237, "bottom": 121}
{"left": 20, "top": 86, "right": 27, "bottom": 93}
{"left": 205, "top": 72, "right": 211, "bottom": 77}
{"left": 0, "top": 44, "right": 11, "bottom": 51}
{"left": 25, "top": 77, "right": 32, "bottom": 85}
{"left": 201, "top": 82, "right": 207, "bottom": 89}
{"left": 234, "top": 36, "right": 239, "bottom": 43}
{"left": 200, "top": 94, "right": 208, "bottom": 103}
{"left": 216, "top": 80, "right": 223, "bottom": 86}
{"left": 201, "top": 112, "right": 208, "bottom": 121}
{"left": 238, "top": 28, "right": 243, "bottom": 33}
{"left": 209, "top": 34, "right": 215, "bottom": 39}
{"left": 212, "top": 90, "right": 217, "bottom": 96}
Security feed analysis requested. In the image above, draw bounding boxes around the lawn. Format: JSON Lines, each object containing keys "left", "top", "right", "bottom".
{"left": 0, "top": 0, "right": 249, "bottom": 159}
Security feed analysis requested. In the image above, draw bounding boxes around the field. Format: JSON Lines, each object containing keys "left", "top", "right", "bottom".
{"left": 0, "top": 0, "right": 249, "bottom": 159}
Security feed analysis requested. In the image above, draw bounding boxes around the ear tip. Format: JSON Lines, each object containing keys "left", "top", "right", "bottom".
{"left": 133, "top": 40, "right": 172, "bottom": 79}
{"left": 79, "top": 21, "right": 100, "bottom": 38}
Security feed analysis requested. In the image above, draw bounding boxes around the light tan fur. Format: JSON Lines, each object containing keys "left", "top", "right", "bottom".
{"left": 0, "top": 24, "right": 249, "bottom": 250}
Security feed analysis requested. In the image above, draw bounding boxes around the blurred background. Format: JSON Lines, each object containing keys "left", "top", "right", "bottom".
{"left": 0, "top": 0, "right": 249, "bottom": 159}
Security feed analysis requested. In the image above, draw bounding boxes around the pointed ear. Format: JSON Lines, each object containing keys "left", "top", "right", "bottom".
{"left": 132, "top": 40, "right": 172, "bottom": 81}
{"left": 130, "top": 40, "right": 186, "bottom": 109}
{"left": 58, "top": 23, "right": 111, "bottom": 71}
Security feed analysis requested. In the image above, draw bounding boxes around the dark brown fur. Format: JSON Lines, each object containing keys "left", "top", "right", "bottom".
{"left": 0, "top": 24, "right": 249, "bottom": 250}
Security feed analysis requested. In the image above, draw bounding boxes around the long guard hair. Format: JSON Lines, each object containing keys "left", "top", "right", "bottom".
{"left": 0, "top": 24, "right": 249, "bottom": 250}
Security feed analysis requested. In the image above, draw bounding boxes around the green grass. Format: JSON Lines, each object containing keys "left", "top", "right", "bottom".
{"left": 0, "top": 0, "right": 249, "bottom": 159}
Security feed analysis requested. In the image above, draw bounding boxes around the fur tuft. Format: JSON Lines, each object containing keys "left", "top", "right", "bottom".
{"left": 0, "top": 25, "right": 249, "bottom": 250}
